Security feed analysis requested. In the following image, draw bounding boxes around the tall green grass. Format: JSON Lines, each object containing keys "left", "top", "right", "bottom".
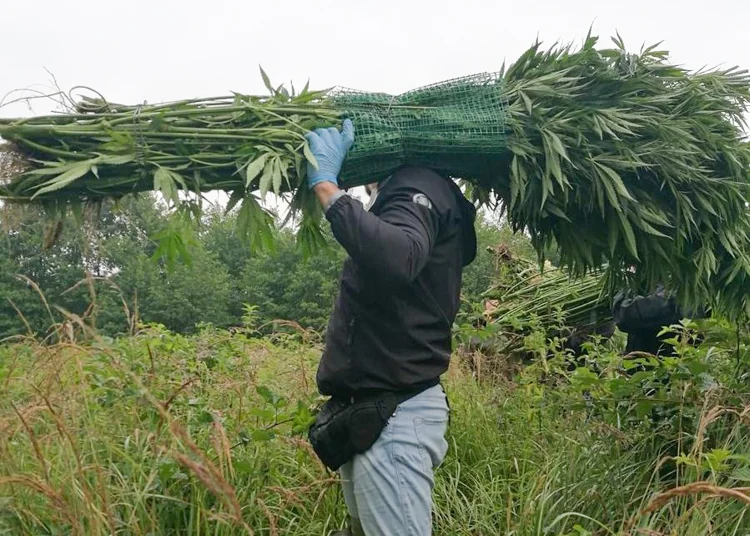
{"left": 1, "top": 324, "right": 748, "bottom": 535}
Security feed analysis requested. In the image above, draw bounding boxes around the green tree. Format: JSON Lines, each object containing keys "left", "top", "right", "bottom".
{"left": 240, "top": 229, "right": 345, "bottom": 331}
{"left": 113, "top": 243, "right": 233, "bottom": 333}
{"left": 0, "top": 204, "right": 102, "bottom": 339}
{"left": 199, "top": 207, "right": 254, "bottom": 322}
{"left": 0, "top": 196, "right": 233, "bottom": 338}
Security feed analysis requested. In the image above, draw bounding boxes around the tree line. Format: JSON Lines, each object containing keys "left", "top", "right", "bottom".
{"left": 0, "top": 195, "right": 535, "bottom": 340}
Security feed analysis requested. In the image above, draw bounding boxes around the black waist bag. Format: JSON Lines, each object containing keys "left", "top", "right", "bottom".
{"left": 308, "top": 386, "right": 432, "bottom": 471}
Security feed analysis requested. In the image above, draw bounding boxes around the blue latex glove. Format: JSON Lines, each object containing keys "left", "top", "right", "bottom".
{"left": 304, "top": 119, "right": 355, "bottom": 189}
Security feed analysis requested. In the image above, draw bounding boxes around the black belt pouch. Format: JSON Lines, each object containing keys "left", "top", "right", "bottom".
{"left": 308, "top": 392, "right": 411, "bottom": 471}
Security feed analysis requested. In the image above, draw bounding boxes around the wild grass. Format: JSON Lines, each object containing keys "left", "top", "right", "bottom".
{"left": 1, "top": 324, "right": 749, "bottom": 535}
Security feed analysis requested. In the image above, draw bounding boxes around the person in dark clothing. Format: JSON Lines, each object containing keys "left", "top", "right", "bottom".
{"left": 612, "top": 284, "right": 706, "bottom": 358}
{"left": 304, "top": 120, "right": 477, "bottom": 536}
{"left": 612, "top": 285, "right": 682, "bottom": 357}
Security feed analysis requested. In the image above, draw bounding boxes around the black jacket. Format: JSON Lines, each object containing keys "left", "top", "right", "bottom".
{"left": 612, "top": 285, "right": 705, "bottom": 356}
{"left": 317, "top": 167, "right": 477, "bottom": 397}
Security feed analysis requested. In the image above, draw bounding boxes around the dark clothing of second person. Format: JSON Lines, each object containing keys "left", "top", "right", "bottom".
{"left": 317, "top": 167, "right": 477, "bottom": 398}
{"left": 612, "top": 285, "right": 704, "bottom": 356}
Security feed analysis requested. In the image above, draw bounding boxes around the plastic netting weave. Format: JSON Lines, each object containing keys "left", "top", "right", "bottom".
{"left": 331, "top": 73, "right": 509, "bottom": 187}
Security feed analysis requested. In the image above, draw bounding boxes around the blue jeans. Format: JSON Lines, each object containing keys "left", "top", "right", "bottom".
{"left": 339, "top": 384, "right": 449, "bottom": 536}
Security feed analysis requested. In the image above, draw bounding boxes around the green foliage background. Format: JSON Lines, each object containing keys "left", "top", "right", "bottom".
{"left": 0, "top": 195, "right": 518, "bottom": 340}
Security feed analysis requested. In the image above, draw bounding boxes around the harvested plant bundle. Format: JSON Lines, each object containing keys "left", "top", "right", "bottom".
{"left": 1, "top": 34, "right": 750, "bottom": 315}
{"left": 477, "top": 248, "right": 611, "bottom": 357}
{"left": 485, "top": 268, "right": 610, "bottom": 333}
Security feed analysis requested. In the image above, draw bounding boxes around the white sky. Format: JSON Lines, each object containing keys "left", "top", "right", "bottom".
{"left": 2, "top": 0, "right": 749, "bottom": 118}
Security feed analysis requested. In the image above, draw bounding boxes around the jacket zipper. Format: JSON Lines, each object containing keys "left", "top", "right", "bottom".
{"left": 347, "top": 318, "right": 357, "bottom": 348}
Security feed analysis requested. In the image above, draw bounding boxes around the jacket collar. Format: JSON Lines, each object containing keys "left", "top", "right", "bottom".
{"left": 365, "top": 175, "right": 392, "bottom": 212}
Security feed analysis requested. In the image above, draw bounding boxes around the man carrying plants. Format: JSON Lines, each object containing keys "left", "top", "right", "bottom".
{"left": 306, "top": 119, "right": 477, "bottom": 536}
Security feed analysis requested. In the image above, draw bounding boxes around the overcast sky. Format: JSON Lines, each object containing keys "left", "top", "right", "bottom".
{"left": 2, "top": 0, "right": 749, "bottom": 118}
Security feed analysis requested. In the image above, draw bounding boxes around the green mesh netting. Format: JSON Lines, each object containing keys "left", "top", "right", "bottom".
{"left": 332, "top": 73, "right": 509, "bottom": 187}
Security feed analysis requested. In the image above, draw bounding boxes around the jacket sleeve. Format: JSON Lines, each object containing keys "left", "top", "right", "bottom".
{"left": 325, "top": 186, "right": 442, "bottom": 285}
